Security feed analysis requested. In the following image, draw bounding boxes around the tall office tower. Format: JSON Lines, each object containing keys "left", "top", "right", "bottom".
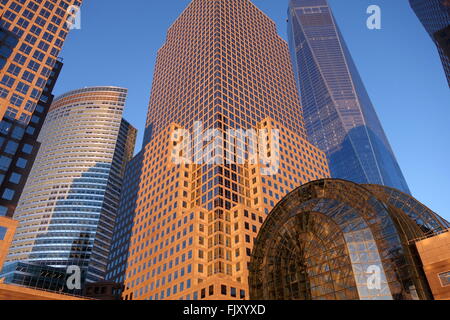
{"left": 5, "top": 87, "right": 137, "bottom": 287}
{"left": 0, "top": 0, "right": 82, "bottom": 121}
{"left": 287, "top": 0, "right": 411, "bottom": 194}
{"left": 119, "top": 0, "right": 330, "bottom": 301}
{"left": 0, "top": 0, "right": 82, "bottom": 270}
{"left": 0, "top": 59, "right": 61, "bottom": 271}
{"left": 105, "top": 151, "right": 143, "bottom": 291}
{"left": 0, "top": 59, "right": 62, "bottom": 219}
{"left": 409, "top": 0, "right": 450, "bottom": 87}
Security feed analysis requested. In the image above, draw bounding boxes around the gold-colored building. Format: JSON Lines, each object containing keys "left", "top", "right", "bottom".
{"left": 120, "top": 0, "right": 330, "bottom": 301}
{"left": 415, "top": 230, "right": 450, "bottom": 300}
{"left": 0, "top": 0, "right": 82, "bottom": 122}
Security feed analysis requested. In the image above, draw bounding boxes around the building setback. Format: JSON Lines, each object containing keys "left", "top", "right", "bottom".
{"left": 287, "top": 0, "right": 410, "bottom": 194}
{"left": 5, "top": 87, "right": 136, "bottom": 288}
{"left": 115, "top": 0, "right": 330, "bottom": 301}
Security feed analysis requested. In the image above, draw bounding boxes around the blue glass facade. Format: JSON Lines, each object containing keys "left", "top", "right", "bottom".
{"left": 287, "top": 0, "right": 411, "bottom": 194}
{"left": 409, "top": 0, "right": 450, "bottom": 87}
{"left": 410, "top": 0, "right": 450, "bottom": 36}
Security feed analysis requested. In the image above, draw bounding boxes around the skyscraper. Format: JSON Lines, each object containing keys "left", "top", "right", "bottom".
{"left": 0, "top": 0, "right": 82, "bottom": 271}
{"left": 5, "top": 87, "right": 137, "bottom": 286}
{"left": 115, "top": 0, "right": 330, "bottom": 301}
{"left": 287, "top": 0, "right": 411, "bottom": 194}
{"left": 0, "top": 59, "right": 61, "bottom": 271}
{"left": 409, "top": 0, "right": 450, "bottom": 87}
{"left": 105, "top": 151, "right": 143, "bottom": 292}
{"left": 0, "top": 0, "right": 82, "bottom": 122}
{"left": 0, "top": 59, "right": 62, "bottom": 219}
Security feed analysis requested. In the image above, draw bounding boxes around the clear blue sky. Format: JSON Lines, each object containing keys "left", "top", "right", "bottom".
{"left": 55, "top": 0, "right": 450, "bottom": 220}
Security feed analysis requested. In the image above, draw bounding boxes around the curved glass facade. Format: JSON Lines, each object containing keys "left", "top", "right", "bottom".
{"left": 5, "top": 87, "right": 136, "bottom": 284}
{"left": 287, "top": 0, "right": 411, "bottom": 194}
{"left": 249, "top": 179, "right": 449, "bottom": 300}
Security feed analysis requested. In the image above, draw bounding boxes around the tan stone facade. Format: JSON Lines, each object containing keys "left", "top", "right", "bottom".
{"left": 416, "top": 230, "right": 450, "bottom": 300}
{"left": 0, "top": 0, "right": 83, "bottom": 122}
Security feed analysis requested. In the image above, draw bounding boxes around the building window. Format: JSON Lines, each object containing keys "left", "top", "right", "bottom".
{"left": 0, "top": 156, "right": 12, "bottom": 171}
{"left": 22, "top": 144, "right": 33, "bottom": 154}
{"left": 0, "top": 121, "right": 12, "bottom": 135}
{"left": 0, "top": 206, "right": 7, "bottom": 216}
{"left": 0, "top": 227, "right": 7, "bottom": 240}
{"left": 12, "top": 126, "right": 25, "bottom": 140}
{"left": 9, "top": 172, "right": 21, "bottom": 184}
{"left": 16, "top": 157, "right": 27, "bottom": 169}
{"left": 5, "top": 141, "right": 19, "bottom": 155}
{"left": 2, "top": 188, "right": 14, "bottom": 201}
{"left": 221, "top": 285, "right": 227, "bottom": 296}
{"left": 439, "top": 271, "right": 450, "bottom": 287}
{"left": 26, "top": 126, "right": 35, "bottom": 135}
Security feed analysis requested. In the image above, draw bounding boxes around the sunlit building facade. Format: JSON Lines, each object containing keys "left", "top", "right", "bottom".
{"left": 249, "top": 179, "right": 450, "bottom": 300}
{"left": 0, "top": 0, "right": 82, "bottom": 122}
{"left": 0, "top": 59, "right": 63, "bottom": 219}
{"left": 0, "top": 59, "right": 61, "bottom": 271}
{"left": 287, "top": 0, "right": 410, "bottom": 194}
{"left": 5, "top": 87, "right": 137, "bottom": 286}
{"left": 0, "top": 0, "right": 82, "bottom": 272}
{"left": 409, "top": 0, "right": 450, "bottom": 87}
{"left": 415, "top": 230, "right": 450, "bottom": 300}
{"left": 117, "top": 0, "right": 330, "bottom": 300}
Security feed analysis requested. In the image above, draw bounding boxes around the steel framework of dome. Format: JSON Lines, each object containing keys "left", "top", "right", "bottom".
{"left": 249, "top": 179, "right": 449, "bottom": 300}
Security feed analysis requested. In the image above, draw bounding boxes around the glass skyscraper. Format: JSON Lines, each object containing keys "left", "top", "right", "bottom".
{"left": 5, "top": 87, "right": 137, "bottom": 285}
{"left": 409, "top": 0, "right": 450, "bottom": 87}
{"left": 287, "top": 0, "right": 411, "bottom": 194}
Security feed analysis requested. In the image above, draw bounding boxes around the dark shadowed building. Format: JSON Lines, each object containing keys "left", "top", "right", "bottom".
{"left": 409, "top": 0, "right": 450, "bottom": 87}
